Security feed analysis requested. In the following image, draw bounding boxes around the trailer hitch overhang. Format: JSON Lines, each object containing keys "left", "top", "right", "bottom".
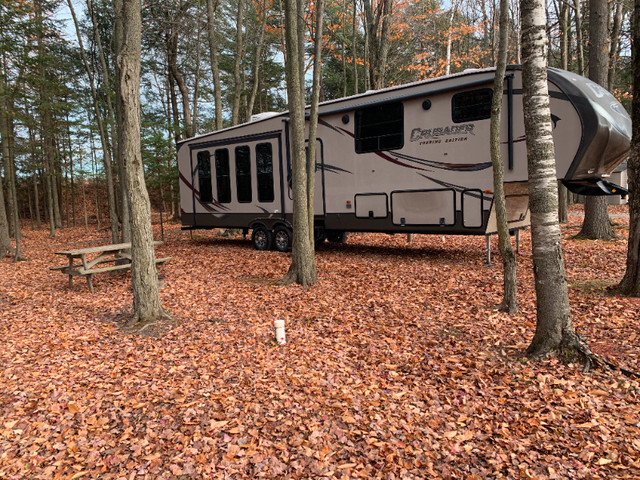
{"left": 562, "top": 178, "right": 628, "bottom": 196}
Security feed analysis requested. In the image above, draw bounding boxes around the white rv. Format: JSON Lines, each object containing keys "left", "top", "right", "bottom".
{"left": 177, "top": 66, "right": 631, "bottom": 251}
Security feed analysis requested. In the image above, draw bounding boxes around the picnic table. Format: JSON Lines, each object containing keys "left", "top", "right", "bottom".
{"left": 51, "top": 242, "right": 172, "bottom": 292}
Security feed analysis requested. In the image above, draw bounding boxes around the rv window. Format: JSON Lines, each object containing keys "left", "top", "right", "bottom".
{"left": 354, "top": 102, "right": 403, "bottom": 153}
{"left": 256, "top": 143, "right": 274, "bottom": 203}
{"left": 196, "top": 151, "right": 213, "bottom": 203}
{"left": 451, "top": 88, "right": 493, "bottom": 123}
{"left": 215, "top": 149, "right": 231, "bottom": 203}
{"left": 235, "top": 145, "right": 252, "bottom": 203}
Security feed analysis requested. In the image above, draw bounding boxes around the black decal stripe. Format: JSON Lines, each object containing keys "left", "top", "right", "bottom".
{"left": 393, "top": 152, "right": 491, "bottom": 172}
{"left": 320, "top": 119, "right": 346, "bottom": 135}
{"left": 179, "top": 171, "right": 230, "bottom": 212}
{"left": 418, "top": 174, "right": 492, "bottom": 200}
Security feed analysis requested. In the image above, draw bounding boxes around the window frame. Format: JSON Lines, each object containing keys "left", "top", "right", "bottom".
{"left": 235, "top": 145, "right": 252, "bottom": 203}
{"left": 196, "top": 150, "right": 213, "bottom": 203}
{"left": 214, "top": 148, "right": 231, "bottom": 204}
{"left": 354, "top": 101, "right": 404, "bottom": 154}
{"left": 255, "top": 143, "right": 274, "bottom": 203}
{"left": 451, "top": 88, "right": 493, "bottom": 123}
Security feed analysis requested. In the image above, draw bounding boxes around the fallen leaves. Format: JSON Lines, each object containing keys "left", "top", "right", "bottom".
{"left": 0, "top": 205, "right": 638, "bottom": 479}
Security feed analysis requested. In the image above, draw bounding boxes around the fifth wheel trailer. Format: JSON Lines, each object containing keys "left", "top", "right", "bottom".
{"left": 177, "top": 66, "right": 631, "bottom": 251}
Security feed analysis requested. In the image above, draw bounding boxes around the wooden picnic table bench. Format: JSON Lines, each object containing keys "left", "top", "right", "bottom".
{"left": 51, "top": 241, "right": 172, "bottom": 292}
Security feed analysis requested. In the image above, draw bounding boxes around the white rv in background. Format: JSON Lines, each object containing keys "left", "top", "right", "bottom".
{"left": 177, "top": 66, "right": 631, "bottom": 251}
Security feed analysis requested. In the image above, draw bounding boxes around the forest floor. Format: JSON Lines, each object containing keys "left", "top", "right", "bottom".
{"left": 1, "top": 204, "right": 639, "bottom": 480}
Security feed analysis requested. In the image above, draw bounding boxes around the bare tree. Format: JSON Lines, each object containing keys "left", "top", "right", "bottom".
{"left": 363, "top": 0, "right": 393, "bottom": 89}
{"left": 117, "top": 0, "right": 167, "bottom": 323}
{"left": 67, "top": 0, "right": 119, "bottom": 244}
{"left": 490, "top": 0, "right": 517, "bottom": 314}
{"left": 576, "top": 0, "right": 617, "bottom": 240}
{"left": 520, "top": 0, "right": 587, "bottom": 358}
{"left": 281, "top": 0, "right": 317, "bottom": 286}
{"left": 619, "top": 0, "right": 640, "bottom": 296}
{"left": 231, "top": 0, "right": 247, "bottom": 125}
{"left": 206, "top": 0, "right": 223, "bottom": 130}
{"left": 0, "top": 77, "right": 15, "bottom": 257}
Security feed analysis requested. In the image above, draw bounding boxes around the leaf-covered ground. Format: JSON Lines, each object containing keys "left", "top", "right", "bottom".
{"left": 1, "top": 205, "right": 639, "bottom": 479}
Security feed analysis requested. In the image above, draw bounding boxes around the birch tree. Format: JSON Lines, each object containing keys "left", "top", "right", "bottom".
{"left": 520, "top": 0, "right": 587, "bottom": 358}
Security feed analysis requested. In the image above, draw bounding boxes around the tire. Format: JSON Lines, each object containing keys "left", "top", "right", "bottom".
{"left": 326, "top": 230, "right": 349, "bottom": 243}
{"left": 252, "top": 226, "right": 272, "bottom": 251}
{"left": 273, "top": 226, "right": 292, "bottom": 252}
{"left": 314, "top": 227, "right": 326, "bottom": 249}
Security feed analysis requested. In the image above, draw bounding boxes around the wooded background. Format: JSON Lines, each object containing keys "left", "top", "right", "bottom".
{"left": 0, "top": 0, "right": 633, "bottom": 235}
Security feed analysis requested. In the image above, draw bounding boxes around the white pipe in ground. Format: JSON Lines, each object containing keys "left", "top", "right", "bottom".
{"left": 274, "top": 319, "right": 286, "bottom": 345}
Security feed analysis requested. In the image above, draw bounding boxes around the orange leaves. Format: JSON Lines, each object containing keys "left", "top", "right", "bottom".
{"left": 0, "top": 207, "right": 639, "bottom": 478}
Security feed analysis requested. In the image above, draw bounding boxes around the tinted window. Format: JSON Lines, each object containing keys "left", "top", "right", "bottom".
{"left": 452, "top": 88, "right": 493, "bottom": 123}
{"left": 215, "top": 149, "right": 231, "bottom": 203}
{"left": 196, "top": 151, "right": 212, "bottom": 203}
{"left": 355, "top": 102, "right": 403, "bottom": 153}
{"left": 256, "top": 143, "right": 274, "bottom": 203}
{"left": 235, "top": 145, "right": 252, "bottom": 203}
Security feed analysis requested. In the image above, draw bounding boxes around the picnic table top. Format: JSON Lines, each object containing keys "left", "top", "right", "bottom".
{"left": 55, "top": 241, "right": 162, "bottom": 257}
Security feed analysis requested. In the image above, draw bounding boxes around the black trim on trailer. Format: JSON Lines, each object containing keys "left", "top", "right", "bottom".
{"left": 277, "top": 133, "right": 286, "bottom": 221}
{"left": 562, "top": 179, "right": 628, "bottom": 196}
{"left": 191, "top": 150, "right": 197, "bottom": 228}
{"left": 543, "top": 68, "right": 596, "bottom": 181}
{"left": 187, "top": 130, "right": 283, "bottom": 150}
{"left": 506, "top": 74, "right": 514, "bottom": 170}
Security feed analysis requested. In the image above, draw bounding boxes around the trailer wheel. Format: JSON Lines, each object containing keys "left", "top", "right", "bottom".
{"left": 327, "top": 231, "right": 349, "bottom": 243}
{"left": 252, "top": 226, "right": 272, "bottom": 251}
{"left": 314, "top": 227, "right": 326, "bottom": 248}
{"left": 273, "top": 226, "right": 292, "bottom": 252}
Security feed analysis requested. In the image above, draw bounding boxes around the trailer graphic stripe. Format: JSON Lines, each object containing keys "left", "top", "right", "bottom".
{"left": 418, "top": 174, "right": 492, "bottom": 200}
{"left": 179, "top": 171, "right": 230, "bottom": 212}
{"left": 393, "top": 152, "right": 492, "bottom": 171}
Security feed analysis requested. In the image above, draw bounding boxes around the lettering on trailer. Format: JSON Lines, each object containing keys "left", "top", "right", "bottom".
{"left": 410, "top": 123, "right": 475, "bottom": 145}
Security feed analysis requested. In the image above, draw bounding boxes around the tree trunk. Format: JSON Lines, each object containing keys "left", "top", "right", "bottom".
{"left": 231, "top": 0, "right": 247, "bottom": 126}
{"left": 577, "top": 0, "right": 616, "bottom": 240}
{"left": 68, "top": 0, "right": 119, "bottom": 243}
{"left": 352, "top": 0, "right": 358, "bottom": 94}
{"left": 306, "top": 0, "right": 324, "bottom": 246}
{"left": 114, "top": 0, "right": 131, "bottom": 244}
{"left": 246, "top": 0, "right": 268, "bottom": 123}
{"left": 3, "top": 116, "right": 23, "bottom": 261}
{"left": 0, "top": 76, "right": 15, "bottom": 256}
{"left": 608, "top": 0, "right": 624, "bottom": 90}
{"left": 117, "top": 0, "right": 166, "bottom": 323}
{"left": 281, "top": 0, "right": 317, "bottom": 287}
{"left": 558, "top": 182, "right": 568, "bottom": 224}
{"left": 521, "top": 0, "right": 584, "bottom": 358}
{"left": 363, "top": 0, "right": 393, "bottom": 89}
{"left": 618, "top": 0, "right": 640, "bottom": 296}
{"left": 491, "top": 0, "right": 518, "bottom": 314}
{"left": 168, "top": 22, "right": 194, "bottom": 138}
{"left": 573, "top": 0, "right": 585, "bottom": 75}
{"left": 33, "top": 171, "right": 42, "bottom": 229}
{"left": 559, "top": 0, "right": 569, "bottom": 70}
{"left": 445, "top": 0, "right": 460, "bottom": 76}
{"left": 206, "top": 0, "right": 223, "bottom": 130}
